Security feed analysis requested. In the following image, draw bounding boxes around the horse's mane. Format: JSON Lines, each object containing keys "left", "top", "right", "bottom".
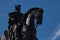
{"left": 26, "top": 7, "right": 44, "bottom": 14}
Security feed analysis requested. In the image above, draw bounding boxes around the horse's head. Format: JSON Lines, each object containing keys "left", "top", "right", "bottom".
{"left": 27, "top": 8, "right": 44, "bottom": 25}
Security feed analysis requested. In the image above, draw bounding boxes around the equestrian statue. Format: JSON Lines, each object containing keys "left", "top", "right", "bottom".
{"left": 1, "top": 5, "right": 44, "bottom": 40}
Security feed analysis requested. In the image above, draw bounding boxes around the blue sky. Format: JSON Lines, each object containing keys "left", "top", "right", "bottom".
{"left": 0, "top": 0, "right": 60, "bottom": 40}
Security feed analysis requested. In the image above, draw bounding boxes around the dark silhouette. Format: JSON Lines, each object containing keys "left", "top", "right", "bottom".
{"left": 1, "top": 5, "right": 44, "bottom": 40}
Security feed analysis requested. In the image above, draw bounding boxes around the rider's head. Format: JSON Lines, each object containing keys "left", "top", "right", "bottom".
{"left": 15, "top": 5, "right": 21, "bottom": 12}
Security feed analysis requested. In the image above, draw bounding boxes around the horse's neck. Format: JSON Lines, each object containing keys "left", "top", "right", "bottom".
{"left": 22, "top": 14, "right": 34, "bottom": 32}
{"left": 26, "top": 14, "right": 32, "bottom": 25}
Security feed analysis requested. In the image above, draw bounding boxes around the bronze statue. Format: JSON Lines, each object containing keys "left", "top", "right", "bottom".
{"left": 1, "top": 5, "right": 44, "bottom": 40}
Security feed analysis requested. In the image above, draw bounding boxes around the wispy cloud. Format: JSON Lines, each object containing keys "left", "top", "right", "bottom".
{"left": 47, "top": 24, "right": 60, "bottom": 40}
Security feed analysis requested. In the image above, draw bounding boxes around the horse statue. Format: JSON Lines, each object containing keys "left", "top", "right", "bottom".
{"left": 22, "top": 8, "right": 44, "bottom": 40}
{"left": 0, "top": 5, "right": 44, "bottom": 40}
